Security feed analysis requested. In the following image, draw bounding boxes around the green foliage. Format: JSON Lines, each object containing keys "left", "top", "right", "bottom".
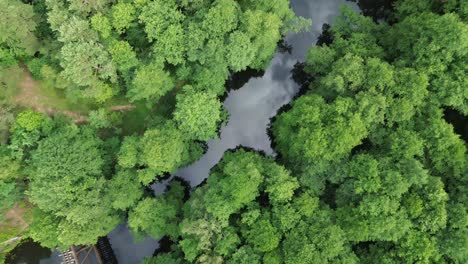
{"left": 128, "top": 180, "right": 185, "bottom": 239}
{"left": 395, "top": 0, "right": 468, "bottom": 21}
{"left": 111, "top": 3, "right": 135, "bottom": 34}
{"left": 227, "top": 246, "right": 261, "bottom": 264}
{"left": 239, "top": 9, "right": 283, "bottom": 69}
{"left": 117, "top": 121, "right": 195, "bottom": 184}
{"left": 263, "top": 162, "right": 299, "bottom": 204}
{"left": 166, "top": 148, "right": 360, "bottom": 263}
{"left": 385, "top": 11, "right": 468, "bottom": 114}
{"left": 134, "top": 0, "right": 307, "bottom": 94}
{"left": 203, "top": 151, "right": 265, "bottom": 221}
{"left": 334, "top": 155, "right": 426, "bottom": 242}
{"left": 242, "top": 213, "right": 281, "bottom": 252}
{"left": 0, "top": 0, "right": 313, "bottom": 257}
{"left": 107, "top": 169, "right": 143, "bottom": 210}
{"left": 174, "top": 86, "right": 223, "bottom": 141}
{"left": 0, "top": 48, "right": 16, "bottom": 70}
{"left": 139, "top": 1, "right": 185, "bottom": 43}
{"left": 0, "top": 66, "right": 22, "bottom": 108}
{"left": 333, "top": 5, "right": 380, "bottom": 38}
{"left": 0, "top": 0, "right": 38, "bottom": 56}
{"left": 2, "top": 2, "right": 465, "bottom": 264}
{"left": 117, "top": 135, "right": 139, "bottom": 169}
{"left": 0, "top": 108, "right": 15, "bottom": 146}
{"left": 387, "top": 12, "right": 467, "bottom": 73}
{"left": 127, "top": 63, "right": 174, "bottom": 103}
{"left": 60, "top": 41, "right": 116, "bottom": 87}
{"left": 25, "top": 57, "right": 48, "bottom": 80}
{"left": 418, "top": 109, "right": 466, "bottom": 179}
{"left": 28, "top": 126, "right": 105, "bottom": 213}
{"left": 88, "top": 108, "right": 122, "bottom": 129}
{"left": 27, "top": 208, "right": 61, "bottom": 249}
{"left": 141, "top": 252, "right": 184, "bottom": 264}
{"left": 139, "top": 0, "right": 185, "bottom": 65}
{"left": 226, "top": 32, "right": 255, "bottom": 72}
{"left": 91, "top": 13, "right": 112, "bottom": 39}
{"left": 58, "top": 16, "right": 97, "bottom": 43}
{"left": 67, "top": 0, "right": 109, "bottom": 14}
{"left": 270, "top": 3, "right": 468, "bottom": 264}
{"left": 0, "top": 181, "right": 20, "bottom": 218}
{"left": 140, "top": 123, "right": 186, "bottom": 176}
{"left": 272, "top": 94, "right": 369, "bottom": 186}
{"left": 12, "top": 0, "right": 304, "bottom": 106}
{"left": 0, "top": 147, "right": 20, "bottom": 182}
{"left": 8, "top": 110, "right": 51, "bottom": 159}
{"left": 108, "top": 41, "right": 138, "bottom": 72}
{"left": 14, "top": 111, "right": 45, "bottom": 132}
{"left": 152, "top": 24, "right": 186, "bottom": 66}
{"left": 82, "top": 81, "right": 115, "bottom": 103}
{"left": 27, "top": 125, "right": 122, "bottom": 246}
{"left": 282, "top": 211, "right": 354, "bottom": 264}
{"left": 174, "top": 149, "right": 303, "bottom": 262}
{"left": 50, "top": 11, "right": 118, "bottom": 102}
{"left": 129, "top": 197, "right": 179, "bottom": 239}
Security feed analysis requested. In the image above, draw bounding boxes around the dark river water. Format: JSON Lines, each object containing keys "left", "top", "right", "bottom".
{"left": 9, "top": 1, "right": 358, "bottom": 263}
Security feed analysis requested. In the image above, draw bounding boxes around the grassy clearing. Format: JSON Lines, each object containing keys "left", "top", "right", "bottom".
{"left": 0, "top": 201, "right": 34, "bottom": 255}
{"left": 121, "top": 102, "right": 152, "bottom": 135}
{"left": 0, "top": 66, "right": 23, "bottom": 105}
{"left": 4, "top": 66, "right": 172, "bottom": 135}
{"left": 15, "top": 68, "right": 91, "bottom": 117}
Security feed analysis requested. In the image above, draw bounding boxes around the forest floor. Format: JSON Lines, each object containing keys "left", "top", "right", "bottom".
{"left": 3, "top": 204, "right": 28, "bottom": 231}
{"left": 11, "top": 67, "right": 145, "bottom": 134}
{"left": 0, "top": 201, "right": 33, "bottom": 252}
{"left": 15, "top": 69, "right": 88, "bottom": 123}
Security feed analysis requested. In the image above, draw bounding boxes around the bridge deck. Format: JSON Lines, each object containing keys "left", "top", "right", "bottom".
{"left": 60, "top": 237, "right": 117, "bottom": 264}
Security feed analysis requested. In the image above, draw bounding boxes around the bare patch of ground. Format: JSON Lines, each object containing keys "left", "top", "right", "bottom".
{"left": 3, "top": 204, "right": 28, "bottom": 231}
{"left": 0, "top": 202, "right": 32, "bottom": 250}
{"left": 109, "top": 104, "right": 136, "bottom": 112}
{"left": 14, "top": 68, "right": 138, "bottom": 126}
{"left": 14, "top": 69, "right": 88, "bottom": 123}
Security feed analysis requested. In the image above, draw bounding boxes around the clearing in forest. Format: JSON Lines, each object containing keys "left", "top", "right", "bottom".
{"left": 0, "top": 201, "right": 33, "bottom": 252}
{"left": 14, "top": 69, "right": 88, "bottom": 123}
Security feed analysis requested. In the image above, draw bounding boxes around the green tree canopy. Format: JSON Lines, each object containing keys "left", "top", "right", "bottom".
{"left": 128, "top": 180, "right": 185, "bottom": 239}
{"left": 273, "top": 95, "right": 369, "bottom": 166}
{"left": 117, "top": 121, "right": 199, "bottom": 184}
{"left": 271, "top": 4, "right": 468, "bottom": 263}
{"left": 127, "top": 62, "right": 174, "bottom": 103}
{"left": 111, "top": 3, "right": 135, "bottom": 34}
{"left": 174, "top": 86, "right": 223, "bottom": 141}
{"left": 0, "top": 0, "right": 38, "bottom": 56}
{"left": 27, "top": 125, "right": 124, "bottom": 246}
{"left": 164, "top": 149, "right": 303, "bottom": 262}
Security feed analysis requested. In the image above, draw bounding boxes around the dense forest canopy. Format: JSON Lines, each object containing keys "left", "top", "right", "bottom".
{"left": 0, "top": 0, "right": 467, "bottom": 263}
{"left": 0, "top": 0, "right": 309, "bottom": 259}
{"left": 269, "top": 1, "right": 467, "bottom": 263}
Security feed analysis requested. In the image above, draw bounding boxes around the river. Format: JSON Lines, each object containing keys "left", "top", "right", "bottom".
{"left": 8, "top": 0, "right": 358, "bottom": 263}
{"left": 109, "top": 1, "right": 359, "bottom": 263}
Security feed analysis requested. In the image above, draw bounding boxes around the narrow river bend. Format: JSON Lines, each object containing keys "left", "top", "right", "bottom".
{"left": 17, "top": 1, "right": 359, "bottom": 263}
{"left": 108, "top": 1, "right": 358, "bottom": 263}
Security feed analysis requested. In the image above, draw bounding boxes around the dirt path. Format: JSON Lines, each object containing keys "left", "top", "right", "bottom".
{"left": 0, "top": 236, "right": 21, "bottom": 246}
{"left": 1, "top": 202, "right": 29, "bottom": 231}
{"left": 4, "top": 208, "right": 28, "bottom": 230}
{"left": 15, "top": 68, "right": 137, "bottom": 123}
{"left": 15, "top": 69, "right": 88, "bottom": 123}
{"left": 0, "top": 202, "right": 30, "bottom": 249}
{"left": 109, "top": 104, "right": 136, "bottom": 111}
